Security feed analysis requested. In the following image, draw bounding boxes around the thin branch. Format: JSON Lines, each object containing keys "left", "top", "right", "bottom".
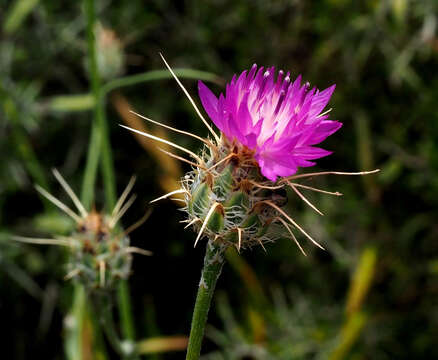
{"left": 12, "top": 236, "right": 72, "bottom": 247}
{"left": 281, "top": 169, "right": 380, "bottom": 182}
{"left": 194, "top": 202, "right": 220, "bottom": 248}
{"left": 125, "top": 247, "right": 153, "bottom": 256}
{"left": 248, "top": 180, "right": 285, "bottom": 190}
{"left": 206, "top": 153, "right": 235, "bottom": 172}
{"left": 52, "top": 169, "right": 88, "bottom": 218}
{"left": 274, "top": 217, "right": 306, "bottom": 256}
{"left": 109, "top": 194, "right": 137, "bottom": 228}
{"left": 286, "top": 180, "right": 324, "bottom": 216}
{"left": 159, "top": 53, "right": 221, "bottom": 144}
{"left": 261, "top": 200, "right": 324, "bottom": 250}
{"left": 64, "top": 268, "right": 81, "bottom": 281}
{"left": 123, "top": 208, "right": 153, "bottom": 236}
{"left": 290, "top": 182, "right": 342, "bottom": 196}
{"left": 150, "top": 189, "right": 188, "bottom": 204}
{"left": 158, "top": 148, "right": 207, "bottom": 170}
{"left": 99, "top": 261, "right": 106, "bottom": 288}
{"left": 185, "top": 218, "right": 201, "bottom": 229}
{"left": 112, "top": 176, "right": 136, "bottom": 218}
{"left": 237, "top": 228, "right": 243, "bottom": 253}
{"left": 130, "top": 110, "right": 216, "bottom": 151}
{"left": 317, "top": 108, "right": 332, "bottom": 118}
{"left": 257, "top": 239, "right": 267, "bottom": 252}
{"left": 35, "top": 185, "right": 81, "bottom": 223}
{"left": 119, "top": 124, "right": 203, "bottom": 164}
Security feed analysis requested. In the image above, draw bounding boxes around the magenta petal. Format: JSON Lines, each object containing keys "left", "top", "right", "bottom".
{"left": 306, "top": 121, "right": 343, "bottom": 145}
{"left": 198, "top": 81, "right": 222, "bottom": 130}
{"left": 197, "top": 65, "right": 340, "bottom": 182}
{"left": 294, "top": 158, "right": 316, "bottom": 167}
{"left": 236, "top": 92, "right": 253, "bottom": 135}
{"left": 293, "top": 146, "right": 332, "bottom": 160}
{"left": 228, "top": 114, "right": 246, "bottom": 145}
{"left": 256, "top": 152, "right": 298, "bottom": 182}
{"left": 309, "top": 84, "right": 336, "bottom": 118}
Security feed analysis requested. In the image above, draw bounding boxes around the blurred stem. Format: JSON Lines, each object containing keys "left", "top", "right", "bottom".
{"left": 328, "top": 312, "right": 367, "bottom": 360}
{"left": 3, "top": 0, "right": 40, "bottom": 34}
{"left": 93, "top": 293, "right": 137, "bottom": 359}
{"left": 117, "top": 280, "right": 136, "bottom": 340}
{"left": 81, "top": 1, "right": 135, "bottom": 360}
{"left": 186, "top": 241, "right": 227, "bottom": 360}
{"left": 98, "top": 296, "right": 124, "bottom": 356}
{"left": 65, "top": 285, "right": 85, "bottom": 360}
{"left": 101, "top": 69, "right": 222, "bottom": 96}
{"left": 81, "top": 0, "right": 116, "bottom": 210}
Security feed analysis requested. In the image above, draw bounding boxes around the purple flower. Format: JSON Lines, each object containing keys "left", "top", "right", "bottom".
{"left": 198, "top": 64, "right": 342, "bottom": 182}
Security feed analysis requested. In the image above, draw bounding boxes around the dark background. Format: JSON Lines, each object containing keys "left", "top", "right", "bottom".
{"left": 1, "top": 1, "right": 437, "bottom": 359}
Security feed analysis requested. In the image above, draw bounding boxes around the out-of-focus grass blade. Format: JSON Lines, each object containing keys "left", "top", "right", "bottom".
{"left": 247, "top": 307, "right": 266, "bottom": 344}
{"left": 64, "top": 285, "right": 107, "bottom": 360}
{"left": 65, "top": 285, "right": 86, "bottom": 360}
{"left": 136, "top": 336, "right": 188, "bottom": 354}
{"left": 1, "top": 257, "right": 43, "bottom": 299}
{"left": 354, "top": 112, "right": 381, "bottom": 203}
{"left": 117, "top": 280, "right": 136, "bottom": 340}
{"left": 225, "top": 247, "right": 268, "bottom": 342}
{"left": 4, "top": 0, "right": 40, "bottom": 34}
{"left": 101, "top": 69, "right": 223, "bottom": 95}
{"left": 47, "top": 94, "right": 95, "bottom": 112}
{"left": 345, "top": 246, "right": 377, "bottom": 315}
{"left": 391, "top": 0, "right": 408, "bottom": 24}
{"left": 329, "top": 247, "right": 377, "bottom": 360}
{"left": 225, "top": 247, "right": 268, "bottom": 308}
{"left": 428, "top": 259, "right": 438, "bottom": 275}
{"left": 4, "top": 97, "right": 49, "bottom": 189}
{"left": 44, "top": 68, "right": 222, "bottom": 113}
{"left": 328, "top": 312, "right": 367, "bottom": 360}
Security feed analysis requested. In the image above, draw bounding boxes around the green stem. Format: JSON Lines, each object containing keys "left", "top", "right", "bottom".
{"left": 117, "top": 280, "right": 136, "bottom": 340}
{"left": 98, "top": 296, "right": 124, "bottom": 355}
{"left": 80, "top": 2, "right": 132, "bottom": 359}
{"left": 81, "top": 0, "right": 116, "bottom": 211}
{"left": 186, "top": 241, "right": 227, "bottom": 360}
{"left": 92, "top": 293, "right": 136, "bottom": 359}
{"left": 101, "top": 69, "right": 222, "bottom": 96}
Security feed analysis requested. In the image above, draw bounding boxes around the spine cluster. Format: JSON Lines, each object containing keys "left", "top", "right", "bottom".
{"left": 182, "top": 139, "right": 288, "bottom": 251}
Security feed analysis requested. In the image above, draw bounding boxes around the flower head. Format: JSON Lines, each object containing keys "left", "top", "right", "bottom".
{"left": 13, "top": 171, "right": 151, "bottom": 291}
{"left": 198, "top": 65, "right": 342, "bottom": 181}
{"left": 121, "top": 56, "right": 379, "bottom": 253}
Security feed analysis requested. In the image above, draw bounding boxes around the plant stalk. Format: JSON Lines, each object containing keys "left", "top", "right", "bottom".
{"left": 81, "top": 0, "right": 116, "bottom": 211}
{"left": 80, "top": 1, "right": 135, "bottom": 359}
{"left": 186, "top": 241, "right": 227, "bottom": 360}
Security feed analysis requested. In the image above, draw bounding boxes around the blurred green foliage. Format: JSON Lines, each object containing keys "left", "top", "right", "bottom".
{"left": 1, "top": 0, "right": 437, "bottom": 359}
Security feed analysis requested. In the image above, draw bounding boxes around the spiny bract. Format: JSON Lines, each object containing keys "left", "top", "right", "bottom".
{"left": 67, "top": 210, "right": 133, "bottom": 290}
{"left": 13, "top": 171, "right": 151, "bottom": 291}
{"left": 182, "top": 136, "right": 289, "bottom": 251}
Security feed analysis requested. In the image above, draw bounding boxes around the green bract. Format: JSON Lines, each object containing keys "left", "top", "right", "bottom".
{"left": 67, "top": 211, "right": 132, "bottom": 291}
{"left": 182, "top": 141, "right": 288, "bottom": 250}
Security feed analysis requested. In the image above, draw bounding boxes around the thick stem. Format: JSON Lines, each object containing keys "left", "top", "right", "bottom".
{"left": 186, "top": 241, "right": 227, "bottom": 360}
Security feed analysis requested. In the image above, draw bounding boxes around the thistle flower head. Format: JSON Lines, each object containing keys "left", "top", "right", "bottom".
{"left": 198, "top": 65, "right": 342, "bottom": 181}
{"left": 13, "top": 171, "right": 151, "bottom": 291}
{"left": 122, "top": 56, "right": 378, "bottom": 253}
